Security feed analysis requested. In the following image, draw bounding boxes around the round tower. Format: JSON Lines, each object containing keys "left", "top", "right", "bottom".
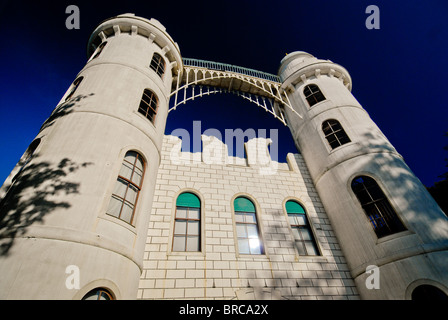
{"left": 0, "top": 14, "right": 182, "bottom": 299}
{"left": 279, "top": 51, "right": 448, "bottom": 299}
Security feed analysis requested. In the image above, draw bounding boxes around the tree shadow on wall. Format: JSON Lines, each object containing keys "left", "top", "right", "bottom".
{"left": 39, "top": 93, "right": 94, "bottom": 132}
{"left": 0, "top": 156, "right": 92, "bottom": 256}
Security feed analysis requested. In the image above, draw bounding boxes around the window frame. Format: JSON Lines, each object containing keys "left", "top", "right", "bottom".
{"left": 351, "top": 175, "right": 407, "bottom": 238}
{"left": 233, "top": 196, "right": 264, "bottom": 255}
{"left": 89, "top": 41, "right": 107, "bottom": 61}
{"left": 322, "top": 119, "right": 351, "bottom": 150}
{"left": 138, "top": 89, "right": 158, "bottom": 124}
{"left": 150, "top": 52, "right": 166, "bottom": 79}
{"left": 172, "top": 192, "right": 201, "bottom": 252}
{"left": 65, "top": 77, "right": 83, "bottom": 102}
{"left": 106, "top": 151, "right": 145, "bottom": 226}
{"left": 303, "top": 84, "right": 326, "bottom": 107}
{"left": 285, "top": 200, "right": 320, "bottom": 256}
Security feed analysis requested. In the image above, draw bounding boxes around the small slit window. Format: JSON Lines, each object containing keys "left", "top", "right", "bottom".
{"left": 234, "top": 197, "right": 263, "bottom": 255}
{"left": 351, "top": 176, "right": 407, "bottom": 238}
{"left": 90, "top": 42, "right": 107, "bottom": 60}
{"left": 304, "top": 84, "right": 325, "bottom": 107}
{"left": 173, "top": 192, "right": 201, "bottom": 252}
{"left": 106, "top": 151, "right": 145, "bottom": 225}
{"left": 138, "top": 89, "right": 158, "bottom": 124}
{"left": 322, "top": 119, "right": 351, "bottom": 149}
{"left": 150, "top": 53, "right": 165, "bottom": 78}
{"left": 65, "top": 77, "right": 83, "bottom": 101}
{"left": 286, "top": 200, "right": 320, "bottom": 256}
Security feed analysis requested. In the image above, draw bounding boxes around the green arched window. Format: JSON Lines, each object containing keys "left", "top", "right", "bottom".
{"left": 234, "top": 197, "right": 263, "bottom": 255}
{"left": 286, "top": 200, "right": 319, "bottom": 256}
{"left": 173, "top": 192, "right": 201, "bottom": 252}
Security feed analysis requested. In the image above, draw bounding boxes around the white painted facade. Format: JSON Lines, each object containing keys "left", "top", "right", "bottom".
{"left": 0, "top": 14, "right": 447, "bottom": 300}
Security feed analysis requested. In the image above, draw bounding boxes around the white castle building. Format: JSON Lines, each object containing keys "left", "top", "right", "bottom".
{"left": 1, "top": 13, "right": 447, "bottom": 300}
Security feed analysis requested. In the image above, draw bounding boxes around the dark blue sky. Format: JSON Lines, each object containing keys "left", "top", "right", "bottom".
{"left": 0, "top": 0, "right": 447, "bottom": 187}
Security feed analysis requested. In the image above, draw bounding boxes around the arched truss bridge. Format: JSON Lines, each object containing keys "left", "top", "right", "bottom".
{"left": 169, "top": 58, "right": 301, "bottom": 125}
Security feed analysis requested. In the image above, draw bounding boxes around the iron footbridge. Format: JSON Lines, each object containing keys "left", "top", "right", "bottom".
{"left": 169, "top": 58, "right": 301, "bottom": 125}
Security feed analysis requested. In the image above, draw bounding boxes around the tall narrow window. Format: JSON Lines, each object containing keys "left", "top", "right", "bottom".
{"left": 90, "top": 41, "right": 107, "bottom": 60}
{"left": 351, "top": 176, "right": 406, "bottom": 238}
{"left": 106, "top": 151, "right": 145, "bottom": 225}
{"left": 322, "top": 119, "right": 351, "bottom": 149}
{"left": 286, "top": 200, "right": 320, "bottom": 256}
{"left": 138, "top": 89, "right": 158, "bottom": 124}
{"left": 173, "top": 192, "right": 201, "bottom": 252}
{"left": 150, "top": 53, "right": 165, "bottom": 78}
{"left": 304, "top": 84, "right": 325, "bottom": 107}
{"left": 65, "top": 77, "right": 83, "bottom": 101}
{"left": 234, "top": 197, "right": 263, "bottom": 255}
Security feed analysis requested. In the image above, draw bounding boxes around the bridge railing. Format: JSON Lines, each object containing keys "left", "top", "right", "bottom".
{"left": 182, "top": 58, "right": 280, "bottom": 83}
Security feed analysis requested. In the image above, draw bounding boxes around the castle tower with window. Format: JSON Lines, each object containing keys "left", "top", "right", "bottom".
{"left": 0, "top": 14, "right": 447, "bottom": 300}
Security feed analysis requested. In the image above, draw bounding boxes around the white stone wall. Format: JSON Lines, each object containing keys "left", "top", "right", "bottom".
{"left": 137, "top": 135, "right": 359, "bottom": 300}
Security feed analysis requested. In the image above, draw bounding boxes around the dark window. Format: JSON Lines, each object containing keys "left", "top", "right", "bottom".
{"left": 351, "top": 176, "right": 406, "bottom": 238}
{"left": 106, "top": 151, "right": 145, "bottom": 225}
{"left": 173, "top": 192, "right": 201, "bottom": 252}
{"left": 234, "top": 197, "right": 263, "bottom": 255}
{"left": 286, "top": 200, "right": 320, "bottom": 256}
{"left": 138, "top": 89, "right": 158, "bottom": 124}
{"left": 65, "top": 77, "right": 83, "bottom": 101}
{"left": 90, "top": 41, "right": 107, "bottom": 60}
{"left": 82, "top": 288, "right": 114, "bottom": 300}
{"left": 322, "top": 119, "right": 351, "bottom": 149}
{"left": 303, "top": 84, "right": 325, "bottom": 107}
{"left": 150, "top": 53, "right": 165, "bottom": 78}
{"left": 411, "top": 285, "right": 448, "bottom": 300}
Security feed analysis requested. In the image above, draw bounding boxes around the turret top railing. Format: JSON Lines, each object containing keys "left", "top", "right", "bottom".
{"left": 182, "top": 58, "right": 280, "bottom": 83}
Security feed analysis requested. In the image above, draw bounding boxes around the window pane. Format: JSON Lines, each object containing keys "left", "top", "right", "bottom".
{"left": 125, "top": 184, "right": 138, "bottom": 204}
{"left": 234, "top": 213, "right": 245, "bottom": 223}
{"left": 295, "top": 214, "right": 306, "bottom": 226}
{"left": 188, "top": 207, "right": 200, "bottom": 220}
{"left": 288, "top": 214, "right": 297, "bottom": 225}
{"left": 236, "top": 224, "right": 247, "bottom": 238}
{"left": 295, "top": 240, "right": 306, "bottom": 255}
{"left": 238, "top": 239, "right": 250, "bottom": 254}
{"left": 246, "top": 224, "right": 259, "bottom": 239}
{"left": 300, "top": 228, "right": 312, "bottom": 241}
{"left": 132, "top": 167, "right": 143, "bottom": 186}
{"left": 305, "top": 241, "right": 319, "bottom": 256}
{"left": 176, "top": 207, "right": 188, "bottom": 219}
{"left": 173, "top": 236, "right": 186, "bottom": 251}
{"left": 113, "top": 178, "right": 128, "bottom": 197}
{"left": 174, "top": 221, "right": 187, "bottom": 235}
{"left": 291, "top": 227, "right": 301, "bottom": 240}
{"left": 120, "top": 202, "right": 134, "bottom": 223}
{"left": 107, "top": 196, "right": 122, "bottom": 218}
{"left": 244, "top": 213, "right": 257, "bottom": 224}
{"left": 187, "top": 221, "right": 199, "bottom": 236}
{"left": 249, "top": 238, "right": 262, "bottom": 254}
{"left": 186, "top": 236, "right": 199, "bottom": 251}
{"left": 119, "top": 161, "right": 134, "bottom": 180}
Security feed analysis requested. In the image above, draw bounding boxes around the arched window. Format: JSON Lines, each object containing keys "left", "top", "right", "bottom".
{"left": 322, "top": 119, "right": 351, "bottom": 149}
{"left": 351, "top": 176, "right": 406, "bottom": 238}
{"left": 303, "top": 84, "right": 325, "bottom": 107}
{"left": 173, "top": 192, "right": 201, "bottom": 251}
{"left": 173, "top": 192, "right": 201, "bottom": 252}
{"left": 106, "top": 151, "right": 145, "bottom": 225}
{"left": 411, "top": 285, "right": 448, "bottom": 300}
{"left": 234, "top": 197, "right": 263, "bottom": 255}
{"left": 138, "top": 89, "right": 158, "bottom": 124}
{"left": 90, "top": 41, "right": 107, "bottom": 60}
{"left": 285, "top": 200, "right": 319, "bottom": 256}
{"left": 150, "top": 52, "right": 165, "bottom": 78}
{"left": 65, "top": 77, "right": 83, "bottom": 101}
{"left": 82, "top": 288, "right": 114, "bottom": 300}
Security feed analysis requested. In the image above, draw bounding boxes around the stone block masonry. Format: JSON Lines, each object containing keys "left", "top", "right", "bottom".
{"left": 137, "top": 135, "right": 359, "bottom": 300}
